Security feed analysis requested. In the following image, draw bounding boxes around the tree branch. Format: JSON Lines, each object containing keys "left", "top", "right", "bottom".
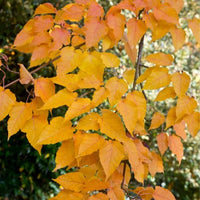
{"left": 132, "top": 35, "right": 144, "bottom": 91}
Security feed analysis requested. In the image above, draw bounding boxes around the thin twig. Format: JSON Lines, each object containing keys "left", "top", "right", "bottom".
{"left": 132, "top": 35, "right": 144, "bottom": 91}
{"left": 121, "top": 161, "right": 127, "bottom": 190}
{"left": 4, "top": 56, "right": 60, "bottom": 88}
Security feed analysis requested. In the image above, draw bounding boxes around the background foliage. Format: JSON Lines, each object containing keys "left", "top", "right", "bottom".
{"left": 0, "top": 0, "right": 199, "bottom": 200}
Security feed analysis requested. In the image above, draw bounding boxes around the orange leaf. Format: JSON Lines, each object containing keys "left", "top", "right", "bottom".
{"left": 166, "top": 107, "right": 176, "bottom": 129}
{"left": 149, "top": 152, "right": 164, "bottom": 176}
{"left": 87, "top": 2, "right": 104, "bottom": 18}
{"left": 105, "top": 77, "right": 128, "bottom": 107}
{"left": 155, "top": 87, "right": 176, "bottom": 101}
{"left": 34, "top": 3, "right": 57, "bottom": 15}
{"left": 99, "top": 141, "right": 125, "bottom": 179}
{"left": 170, "top": 26, "right": 185, "bottom": 51}
{"left": 117, "top": 98, "right": 137, "bottom": 134}
{"left": 165, "top": 0, "right": 184, "bottom": 13}
{"left": 18, "top": 63, "right": 34, "bottom": 85}
{"left": 171, "top": 71, "right": 190, "bottom": 97}
{"left": 84, "top": 18, "right": 108, "bottom": 48}
{"left": 37, "top": 117, "right": 74, "bottom": 144}
{"left": 133, "top": 187, "right": 154, "bottom": 200}
{"left": 78, "top": 133, "right": 104, "bottom": 157}
{"left": 107, "top": 186, "right": 125, "bottom": 200}
{"left": 153, "top": 3, "right": 179, "bottom": 24}
{"left": 127, "top": 18, "right": 147, "bottom": 47}
{"left": 185, "top": 112, "right": 200, "bottom": 137}
{"left": 145, "top": 53, "right": 173, "bottom": 66}
{"left": 99, "top": 109, "right": 127, "bottom": 142}
{"left": 188, "top": 18, "right": 200, "bottom": 44}
{"left": 34, "top": 77, "right": 55, "bottom": 102}
{"left": 136, "top": 67, "right": 154, "bottom": 84}
{"left": 41, "top": 88, "right": 77, "bottom": 110}
{"left": 174, "top": 121, "right": 187, "bottom": 140}
{"left": 176, "top": 96, "right": 197, "bottom": 122}
{"left": 149, "top": 112, "right": 165, "bottom": 130}
{"left": 143, "top": 67, "right": 171, "bottom": 90}
{"left": 153, "top": 186, "right": 176, "bottom": 200}
{"left": 54, "top": 172, "right": 85, "bottom": 192}
{"left": 76, "top": 112, "right": 100, "bottom": 131}
{"left": 0, "top": 87, "right": 16, "bottom": 121}
{"left": 55, "top": 139, "right": 75, "bottom": 170}
{"left": 156, "top": 132, "right": 168, "bottom": 155}
{"left": 106, "top": 7, "right": 126, "bottom": 44}
{"left": 168, "top": 135, "right": 183, "bottom": 164}
{"left": 89, "top": 193, "right": 109, "bottom": 200}
{"left": 65, "top": 98, "right": 91, "bottom": 120}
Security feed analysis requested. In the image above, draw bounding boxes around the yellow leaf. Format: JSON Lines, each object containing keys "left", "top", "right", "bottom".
{"left": 76, "top": 112, "right": 100, "bottom": 131}
{"left": 21, "top": 112, "right": 48, "bottom": 152}
{"left": 34, "top": 77, "right": 55, "bottom": 102}
{"left": 133, "top": 187, "right": 154, "bottom": 200}
{"left": 117, "top": 98, "right": 137, "bottom": 134}
{"left": 91, "top": 87, "right": 108, "bottom": 107}
{"left": 152, "top": 20, "right": 173, "bottom": 41}
{"left": 168, "top": 135, "right": 183, "bottom": 164}
{"left": 8, "top": 102, "right": 33, "bottom": 139}
{"left": 136, "top": 67, "right": 154, "bottom": 84}
{"left": 153, "top": 186, "right": 176, "bottom": 200}
{"left": 49, "top": 189, "right": 85, "bottom": 200}
{"left": 34, "top": 3, "right": 57, "bottom": 15}
{"left": 127, "top": 18, "right": 147, "bottom": 47}
{"left": 124, "top": 40, "right": 137, "bottom": 64}
{"left": 165, "top": 0, "right": 184, "bottom": 13}
{"left": 174, "top": 121, "right": 187, "bottom": 140}
{"left": 184, "top": 112, "right": 200, "bottom": 137}
{"left": 65, "top": 98, "right": 91, "bottom": 121}
{"left": 171, "top": 71, "right": 190, "bottom": 97}
{"left": 105, "top": 77, "right": 128, "bottom": 106}
{"left": 149, "top": 112, "right": 165, "bottom": 130}
{"left": 89, "top": 193, "right": 109, "bottom": 200}
{"left": 155, "top": 87, "right": 176, "bottom": 101}
{"left": 123, "top": 68, "right": 135, "bottom": 84}
{"left": 78, "top": 133, "right": 104, "bottom": 157}
{"left": 166, "top": 107, "right": 176, "bottom": 129}
{"left": 18, "top": 63, "right": 34, "bottom": 85}
{"left": 41, "top": 88, "right": 78, "bottom": 110}
{"left": 37, "top": 117, "right": 74, "bottom": 144}
{"left": 145, "top": 53, "right": 173, "bottom": 66}
{"left": 99, "top": 109, "right": 127, "bottom": 142}
{"left": 100, "top": 52, "right": 120, "bottom": 68}
{"left": 143, "top": 67, "right": 171, "bottom": 90}
{"left": 176, "top": 96, "right": 197, "bottom": 122}
{"left": 0, "top": 87, "right": 16, "bottom": 121}
{"left": 54, "top": 172, "right": 85, "bottom": 192}
{"left": 55, "top": 139, "right": 75, "bottom": 170}
{"left": 156, "top": 132, "right": 168, "bottom": 155}
{"left": 188, "top": 18, "right": 200, "bottom": 44}
{"left": 148, "top": 152, "right": 163, "bottom": 176}
{"left": 99, "top": 141, "right": 125, "bottom": 180}
{"left": 170, "top": 26, "right": 185, "bottom": 51}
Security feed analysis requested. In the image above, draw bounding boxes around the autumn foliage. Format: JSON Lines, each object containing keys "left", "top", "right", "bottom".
{"left": 0, "top": 0, "right": 200, "bottom": 199}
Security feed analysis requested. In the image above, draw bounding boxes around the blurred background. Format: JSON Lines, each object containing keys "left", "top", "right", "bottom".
{"left": 0, "top": 0, "right": 199, "bottom": 199}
